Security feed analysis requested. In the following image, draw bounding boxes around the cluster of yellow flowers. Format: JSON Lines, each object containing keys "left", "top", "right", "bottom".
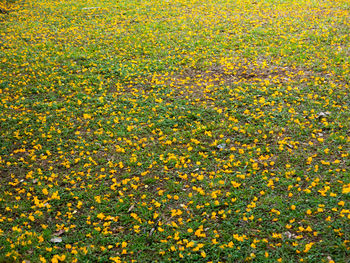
{"left": 0, "top": 0, "right": 349, "bottom": 262}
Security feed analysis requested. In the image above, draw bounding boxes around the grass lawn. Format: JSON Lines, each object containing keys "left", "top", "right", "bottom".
{"left": 0, "top": 0, "right": 349, "bottom": 262}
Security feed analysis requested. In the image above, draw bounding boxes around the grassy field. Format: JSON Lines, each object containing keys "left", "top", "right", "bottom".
{"left": 0, "top": 0, "right": 349, "bottom": 262}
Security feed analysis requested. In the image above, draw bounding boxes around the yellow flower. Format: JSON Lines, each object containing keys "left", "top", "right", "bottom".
{"left": 97, "top": 213, "right": 105, "bottom": 220}
{"left": 342, "top": 184, "right": 350, "bottom": 194}
{"left": 231, "top": 181, "right": 241, "bottom": 188}
{"left": 110, "top": 257, "right": 121, "bottom": 263}
{"left": 83, "top": 113, "right": 91, "bottom": 119}
{"left": 51, "top": 191, "right": 60, "bottom": 200}
{"left": 94, "top": 196, "right": 101, "bottom": 203}
{"left": 303, "top": 242, "right": 314, "bottom": 252}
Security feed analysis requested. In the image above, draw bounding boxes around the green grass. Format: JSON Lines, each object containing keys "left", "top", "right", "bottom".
{"left": 0, "top": 0, "right": 349, "bottom": 262}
